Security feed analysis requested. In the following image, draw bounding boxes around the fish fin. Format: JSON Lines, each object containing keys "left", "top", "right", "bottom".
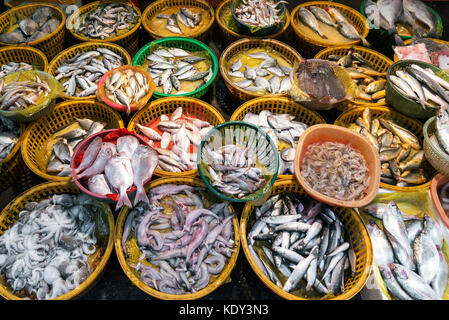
{"left": 360, "top": 37, "right": 371, "bottom": 47}
{"left": 133, "top": 185, "right": 149, "bottom": 206}
{"left": 116, "top": 187, "right": 132, "bottom": 211}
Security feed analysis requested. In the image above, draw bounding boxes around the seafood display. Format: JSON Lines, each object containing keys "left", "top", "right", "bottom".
{"left": 300, "top": 141, "right": 370, "bottom": 201}
{"left": 364, "top": 0, "right": 438, "bottom": 38}
{"left": 156, "top": 8, "right": 203, "bottom": 35}
{"left": 364, "top": 200, "right": 447, "bottom": 300}
{"left": 394, "top": 38, "right": 449, "bottom": 70}
{"left": 45, "top": 118, "right": 107, "bottom": 177}
{"left": 233, "top": 0, "right": 286, "bottom": 28}
{"left": 0, "top": 62, "right": 33, "bottom": 79}
{"left": 242, "top": 111, "right": 308, "bottom": 175}
{"left": 122, "top": 184, "right": 236, "bottom": 295}
{"left": 247, "top": 192, "right": 357, "bottom": 297}
{"left": 0, "top": 6, "right": 61, "bottom": 44}
{"left": 135, "top": 107, "right": 213, "bottom": 173}
{"left": 297, "top": 5, "right": 370, "bottom": 46}
{"left": 72, "top": 2, "right": 139, "bottom": 40}
{"left": 73, "top": 133, "right": 159, "bottom": 210}
{"left": 347, "top": 108, "right": 428, "bottom": 186}
{"left": 326, "top": 48, "right": 387, "bottom": 104}
{"left": 144, "top": 46, "right": 212, "bottom": 95}
{"left": 226, "top": 48, "right": 293, "bottom": 95}
{"left": 0, "top": 115, "right": 20, "bottom": 161}
{"left": 54, "top": 48, "right": 126, "bottom": 98}
{"left": 434, "top": 107, "right": 449, "bottom": 157}
{"left": 388, "top": 63, "right": 449, "bottom": 110}
{"left": 0, "top": 193, "right": 100, "bottom": 300}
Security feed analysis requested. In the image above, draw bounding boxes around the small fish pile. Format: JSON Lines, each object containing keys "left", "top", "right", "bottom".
{"left": 247, "top": 193, "right": 357, "bottom": 297}
{"left": 146, "top": 47, "right": 212, "bottom": 95}
{"left": 0, "top": 62, "right": 33, "bottom": 79}
{"left": 73, "top": 3, "right": 139, "bottom": 40}
{"left": 433, "top": 106, "right": 449, "bottom": 157}
{"left": 122, "top": 184, "right": 236, "bottom": 295}
{"left": 228, "top": 50, "right": 292, "bottom": 95}
{"left": 203, "top": 144, "right": 266, "bottom": 199}
{"left": 297, "top": 6, "right": 370, "bottom": 46}
{"left": 73, "top": 134, "right": 158, "bottom": 210}
{"left": 242, "top": 111, "right": 308, "bottom": 175}
{"left": 55, "top": 48, "right": 125, "bottom": 98}
{"left": 0, "top": 193, "right": 99, "bottom": 300}
{"left": 0, "top": 6, "right": 60, "bottom": 44}
{"left": 348, "top": 108, "right": 427, "bottom": 186}
{"left": 0, "top": 73, "right": 50, "bottom": 111}
{"left": 156, "top": 8, "right": 203, "bottom": 35}
{"left": 301, "top": 141, "right": 370, "bottom": 201}
{"left": 103, "top": 68, "right": 150, "bottom": 114}
{"left": 233, "top": 0, "right": 286, "bottom": 28}
{"left": 364, "top": 0, "right": 438, "bottom": 38}
{"left": 136, "top": 107, "right": 213, "bottom": 173}
{"left": 389, "top": 63, "right": 449, "bottom": 110}
{"left": 327, "top": 48, "right": 387, "bottom": 104}
{"left": 46, "top": 118, "right": 107, "bottom": 177}
{"left": 364, "top": 201, "right": 447, "bottom": 300}
{"left": 0, "top": 115, "right": 20, "bottom": 161}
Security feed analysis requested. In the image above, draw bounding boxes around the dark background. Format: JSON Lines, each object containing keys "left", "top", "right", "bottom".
{"left": 0, "top": 0, "right": 448, "bottom": 300}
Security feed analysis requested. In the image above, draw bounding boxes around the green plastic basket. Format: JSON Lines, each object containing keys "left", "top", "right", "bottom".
{"left": 197, "top": 121, "right": 279, "bottom": 203}
{"left": 132, "top": 37, "right": 218, "bottom": 99}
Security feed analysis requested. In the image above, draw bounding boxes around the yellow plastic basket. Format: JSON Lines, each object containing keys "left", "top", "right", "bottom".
{"left": 291, "top": 1, "right": 370, "bottom": 58}
{"left": 314, "top": 45, "right": 393, "bottom": 111}
{"left": 115, "top": 176, "right": 241, "bottom": 300}
{"left": 127, "top": 96, "right": 225, "bottom": 178}
{"left": 334, "top": 106, "right": 433, "bottom": 192}
{"left": 0, "top": 181, "right": 115, "bottom": 300}
{"left": 142, "top": 0, "right": 215, "bottom": 43}
{"left": 0, "top": 3, "right": 66, "bottom": 60}
{"left": 219, "top": 38, "right": 302, "bottom": 103}
{"left": 240, "top": 178, "right": 373, "bottom": 300}
{"left": 393, "top": 38, "right": 449, "bottom": 62}
{"left": 0, "top": 45, "right": 48, "bottom": 72}
{"left": 229, "top": 97, "right": 326, "bottom": 179}
{"left": 67, "top": 1, "right": 142, "bottom": 56}
{"left": 47, "top": 41, "right": 132, "bottom": 101}
{"left": 216, "top": 0, "right": 291, "bottom": 47}
{"left": 21, "top": 99, "right": 125, "bottom": 182}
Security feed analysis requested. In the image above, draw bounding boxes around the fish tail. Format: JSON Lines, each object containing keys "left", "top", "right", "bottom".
{"left": 361, "top": 37, "right": 371, "bottom": 47}
{"left": 116, "top": 186, "right": 132, "bottom": 211}
{"left": 133, "top": 184, "right": 149, "bottom": 206}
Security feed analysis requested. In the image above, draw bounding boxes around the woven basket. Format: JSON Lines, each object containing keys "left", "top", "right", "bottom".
{"left": 219, "top": 38, "right": 302, "bottom": 103}
{"left": 291, "top": 1, "right": 370, "bottom": 58}
{"left": 334, "top": 106, "right": 433, "bottom": 192}
{"left": 21, "top": 99, "right": 124, "bottom": 182}
{"left": 0, "top": 45, "right": 48, "bottom": 72}
{"left": 240, "top": 178, "right": 373, "bottom": 300}
{"left": 0, "top": 3, "right": 66, "bottom": 60}
{"left": 142, "top": 0, "right": 215, "bottom": 43}
{"left": 314, "top": 45, "right": 393, "bottom": 111}
{"left": 393, "top": 38, "right": 449, "bottom": 62}
{"left": 47, "top": 41, "right": 132, "bottom": 101}
{"left": 67, "top": 1, "right": 142, "bottom": 56}
{"left": 115, "top": 176, "right": 241, "bottom": 300}
{"left": 127, "top": 96, "right": 225, "bottom": 178}
{"left": 0, "top": 181, "right": 115, "bottom": 300}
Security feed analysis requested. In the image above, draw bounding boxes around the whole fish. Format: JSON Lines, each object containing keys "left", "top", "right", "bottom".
{"left": 366, "top": 220, "right": 395, "bottom": 267}
{"left": 309, "top": 5, "right": 336, "bottom": 27}
{"left": 378, "top": 264, "right": 413, "bottom": 300}
{"left": 88, "top": 174, "right": 112, "bottom": 195}
{"left": 435, "top": 107, "right": 449, "bottom": 156}
{"left": 431, "top": 245, "right": 449, "bottom": 298}
{"left": 74, "top": 136, "right": 103, "bottom": 174}
{"left": 76, "top": 142, "right": 116, "bottom": 179}
{"left": 403, "top": 0, "right": 438, "bottom": 37}
{"left": 104, "top": 154, "right": 134, "bottom": 210}
{"left": 297, "top": 7, "right": 327, "bottom": 39}
{"left": 377, "top": 0, "right": 403, "bottom": 34}
{"left": 132, "top": 145, "right": 159, "bottom": 206}
{"left": 413, "top": 229, "right": 439, "bottom": 284}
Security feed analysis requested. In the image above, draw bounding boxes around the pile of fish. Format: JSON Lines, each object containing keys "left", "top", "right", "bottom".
{"left": 433, "top": 106, "right": 449, "bottom": 158}
{"left": 55, "top": 48, "right": 125, "bottom": 98}
{"left": 242, "top": 111, "right": 308, "bottom": 175}
{"left": 348, "top": 108, "right": 427, "bottom": 186}
{"left": 389, "top": 63, "right": 449, "bottom": 110}
{"left": 73, "top": 3, "right": 139, "bottom": 40}
{"left": 203, "top": 144, "right": 267, "bottom": 199}
{"left": 0, "top": 6, "right": 60, "bottom": 44}
{"left": 122, "top": 184, "right": 236, "bottom": 295}
{"left": 0, "top": 115, "right": 20, "bottom": 161}
{"left": 327, "top": 48, "right": 387, "bottom": 104}
{"left": 146, "top": 46, "right": 212, "bottom": 95}
{"left": 46, "top": 118, "right": 107, "bottom": 177}
{"left": 0, "top": 193, "right": 100, "bottom": 300}
{"left": 394, "top": 38, "right": 449, "bottom": 70}
{"left": 297, "top": 6, "right": 370, "bottom": 46}
{"left": 103, "top": 68, "right": 150, "bottom": 114}
{"left": 364, "top": 0, "right": 438, "bottom": 38}
{"left": 301, "top": 141, "right": 370, "bottom": 201}
{"left": 233, "top": 0, "right": 286, "bottom": 28}
{"left": 0, "top": 62, "right": 33, "bottom": 79}
{"left": 364, "top": 200, "right": 447, "bottom": 300}
{"left": 73, "top": 134, "right": 158, "bottom": 210}
{"left": 156, "top": 8, "right": 203, "bottom": 35}
{"left": 136, "top": 107, "right": 213, "bottom": 173}
{"left": 229, "top": 51, "right": 292, "bottom": 95}
{"left": 247, "top": 192, "right": 357, "bottom": 297}
{"left": 0, "top": 73, "right": 50, "bottom": 111}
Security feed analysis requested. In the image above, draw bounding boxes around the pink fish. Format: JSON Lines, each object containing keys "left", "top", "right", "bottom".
{"left": 131, "top": 145, "right": 159, "bottom": 205}
{"left": 76, "top": 142, "right": 116, "bottom": 179}
{"left": 74, "top": 136, "right": 103, "bottom": 174}
{"left": 104, "top": 153, "right": 134, "bottom": 210}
